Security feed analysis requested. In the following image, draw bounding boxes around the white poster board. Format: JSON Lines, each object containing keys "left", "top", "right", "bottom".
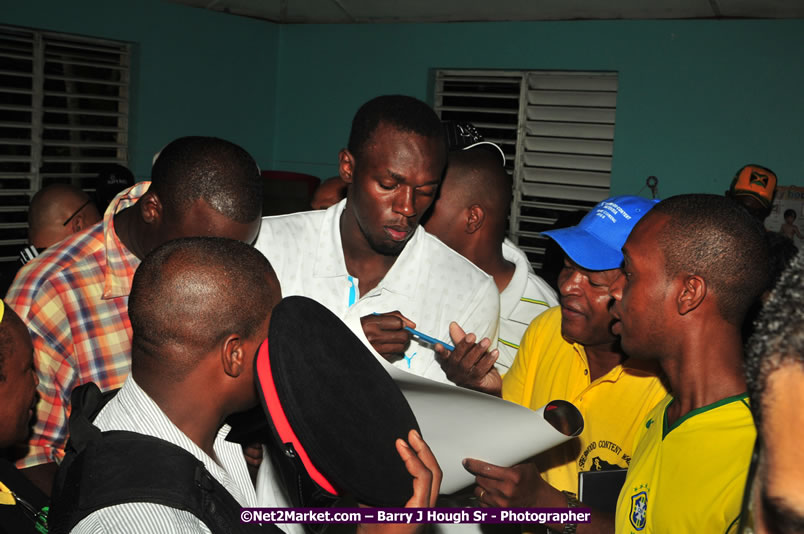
{"left": 383, "top": 361, "right": 584, "bottom": 495}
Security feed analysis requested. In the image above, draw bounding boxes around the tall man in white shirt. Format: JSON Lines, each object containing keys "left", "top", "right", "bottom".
{"left": 255, "top": 95, "right": 500, "bottom": 383}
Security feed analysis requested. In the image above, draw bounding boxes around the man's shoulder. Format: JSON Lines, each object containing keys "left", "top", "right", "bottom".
{"left": 7, "top": 226, "right": 106, "bottom": 312}
{"left": 255, "top": 209, "right": 327, "bottom": 249}
{"left": 524, "top": 270, "right": 558, "bottom": 298}
{"left": 513, "top": 307, "right": 566, "bottom": 357}
{"left": 502, "top": 238, "right": 532, "bottom": 270}
{"left": 676, "top": 393, "right": 754, "bottom": 435}
{"left": 511, "top": 272, "right": 558, "bottom": 317}
{"left": 91, "top": 379, "right": 168, "bottom": 437}
{"left": 262, "top": 210, "right": 327, "bottom": 230}
{"left": 261, "top": 207, "right": 325, "bottom": 227}
{"left": 417, "top": 230, "right": 496, "bottom": 286}
{"left": 91, "top": 387, "right": 129, "bottom": 432}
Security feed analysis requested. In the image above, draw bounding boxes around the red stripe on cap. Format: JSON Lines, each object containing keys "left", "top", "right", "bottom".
{"left": 255, "top": 339, "right": 338, "bottom": 495}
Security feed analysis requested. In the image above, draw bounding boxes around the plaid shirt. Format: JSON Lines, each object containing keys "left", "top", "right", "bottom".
{"left": 7, "top": 182, "right": 148, "bottom": 468}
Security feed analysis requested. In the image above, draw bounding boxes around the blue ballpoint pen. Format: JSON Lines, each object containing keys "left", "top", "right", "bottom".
{"left": 370, "top": 312, "right": 455, "bottom": 350}
{"left": 403, "top": 326, "right": 455, "bottom": 351}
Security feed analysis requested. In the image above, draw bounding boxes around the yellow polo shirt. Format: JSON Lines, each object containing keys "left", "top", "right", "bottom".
{"left": 502, "top": 307, "right": 669, "bottom": 494}
{"left": 615, "top": 393, "right": 754, "bottom": 534}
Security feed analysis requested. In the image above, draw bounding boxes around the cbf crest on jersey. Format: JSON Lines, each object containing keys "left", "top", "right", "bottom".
{"left": 630, "top": 491, "right": 648, "bottom": 531}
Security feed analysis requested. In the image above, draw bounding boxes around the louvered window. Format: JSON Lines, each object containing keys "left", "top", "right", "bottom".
{"left": 434, "top": 69, "right": 617, "bottom": 273}
{"left": 0, "top": 25, "right": 130, "bottom": 282}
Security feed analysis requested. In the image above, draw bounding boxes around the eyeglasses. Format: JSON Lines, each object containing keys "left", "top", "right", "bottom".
{"left": 62, "top": 198, "right": 93, "bottom": 226}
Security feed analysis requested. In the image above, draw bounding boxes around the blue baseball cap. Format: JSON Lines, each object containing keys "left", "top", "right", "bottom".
{"left": 542, "top": 195, "right": 660, "bottom": 271}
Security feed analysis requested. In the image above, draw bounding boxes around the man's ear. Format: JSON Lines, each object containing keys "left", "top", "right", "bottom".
{"left": 338, "top": 149, "right": 356, "bottom": 184}
{"left": 70, "top": 213, "right": 86, "bottom": 233}
{"left": 222, "top": 334, "right": 245, "bottom": 378}
{"left": 138, "top": 191, "right": 162, "bottom": 225}
{"left": 466, "top": 204, "right": 485, "bottom": 234}
{"left": 678, "top": 275, "right": 706, "bottom": 315}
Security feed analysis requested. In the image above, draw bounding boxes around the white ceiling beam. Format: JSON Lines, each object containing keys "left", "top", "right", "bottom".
{"left": 164, "top": 0, "right": 804, "bottom": 23}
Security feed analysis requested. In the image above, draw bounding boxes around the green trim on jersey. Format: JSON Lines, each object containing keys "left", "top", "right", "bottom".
{"left": 662, "top": 393, "right": 750, "bottom": 440}
{"left": 520, "top": 297, "right": 550, "bottom": 306}
{"left": 499, "top": 338, "right": 520, "bottom": 349}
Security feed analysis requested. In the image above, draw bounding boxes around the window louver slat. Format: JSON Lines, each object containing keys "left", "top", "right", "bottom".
{"left": 0, "top": 24, "right": 130, "bottom": 279}
{"left": 435, "top": 69, "right": 618, "bottom": 273}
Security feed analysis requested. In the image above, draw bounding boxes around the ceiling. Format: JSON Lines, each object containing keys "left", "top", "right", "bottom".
{"left": 167, "top": 0, "right": 804, "bottom": 24}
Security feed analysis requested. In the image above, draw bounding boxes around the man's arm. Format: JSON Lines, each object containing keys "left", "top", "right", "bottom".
{"left": 464, "top": 458, "right": 614, "bottom": 534}
{"left": 17, "top": 334, "right": 76, "bottom": 496}
{"left": 21, "top": 333, "right": 75, "bottom": 460}
{"left": 10, "top": 282, "right": 78, "bottom": 482}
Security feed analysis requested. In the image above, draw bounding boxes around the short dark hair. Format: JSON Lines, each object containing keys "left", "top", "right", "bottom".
{"left": 150, "top": 137, "right": 262, "bottom": 224}
{"left": 347, "top": 95, "right": 445, "bottom": 160}
{"left": 784, "top": 209, "right": 797, "bottom": 220}
{"left": 129, "top": 237, "right": 277, "bottom": 379}
{"left": 652, "top": 194, "right": 770, "bottom": 325}
{"left": 745, "top": 250, "right": 804, "bottom": 427}
{"left": 445, "top": 147, "right": 512, "bottom": 232}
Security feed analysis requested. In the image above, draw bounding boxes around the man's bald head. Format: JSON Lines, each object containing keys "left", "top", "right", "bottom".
{"left": 128, "top": 237, "right": 279, "bottom": 382}
{"left": 424, "top": 147, "right": 512, "bottom": 252}
{"left": 311, "top": 176, "right": 348, "bottom": 210}
{"left": 28, "top": 184, "right": 101, "bottom": 248}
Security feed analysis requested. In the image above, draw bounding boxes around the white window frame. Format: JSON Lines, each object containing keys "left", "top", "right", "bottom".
{"left": 0, "top": 24, "right": 130, "bottom": 268}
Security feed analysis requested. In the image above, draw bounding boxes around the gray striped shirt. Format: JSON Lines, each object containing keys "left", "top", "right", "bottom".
{"left": 71, "top": 376, "right": 258, "bottom": 534}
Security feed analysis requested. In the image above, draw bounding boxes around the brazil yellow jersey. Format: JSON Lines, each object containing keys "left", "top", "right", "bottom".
{"left": 502, "top": 307, "right": 668, "bottom": 494}
{"left": 615, "top": 393, "right": 755, "bottom": 534}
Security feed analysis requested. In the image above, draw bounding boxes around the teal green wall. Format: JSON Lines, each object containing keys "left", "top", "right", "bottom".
{"left": 2, "top": 0, "right": 279, "bottom": 180}
{"left": 274, "top": 20, "right": 804, "bottom": 197}
{"left": 4, "top": 6, "right": 802, "bottom": 197}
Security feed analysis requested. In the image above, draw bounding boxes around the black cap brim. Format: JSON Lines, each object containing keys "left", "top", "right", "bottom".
{"left": 257, "top": 296, "right": 420, "bottom": 507}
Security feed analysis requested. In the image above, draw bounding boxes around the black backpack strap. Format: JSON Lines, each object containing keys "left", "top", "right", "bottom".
{"left": 64, "top": 381, "right": 114, "bottom": 450}
{"left": 49, "top": 384, "right": 279, "bottom": 534}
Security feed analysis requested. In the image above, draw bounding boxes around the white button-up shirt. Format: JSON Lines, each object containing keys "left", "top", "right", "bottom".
{"left": 254, "top": 199, "right": 500, "bottom": 383}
